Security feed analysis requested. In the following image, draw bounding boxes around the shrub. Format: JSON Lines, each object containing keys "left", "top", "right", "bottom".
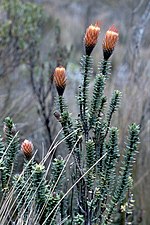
{"left": 0, "top": 22, "right": 140, "bottom": 225}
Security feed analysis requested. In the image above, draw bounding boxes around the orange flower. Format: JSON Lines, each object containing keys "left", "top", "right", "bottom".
{"left": 84, "top": 22, "right": 100, "bottom": 56}
{"left": 21, "top": 139, "right": 33, "bottom": 159}
{"left": 53, "top": 66, "right": 66, "bottom": 96}
{"left": 103, "top": 25, "right": 119, "bottom": 60}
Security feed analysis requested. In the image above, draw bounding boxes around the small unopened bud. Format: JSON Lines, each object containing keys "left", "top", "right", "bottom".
{"left": 53, "top": 66, "right": 66, "bottom": 96}
{"left": 21, "top": 139, "right": 33, "bottom": 160}
{"left": 102, "top": 25, "right": 119, "bottom": 60}
{"left": 54, "top": 111, "right": 61, "bottom": 122}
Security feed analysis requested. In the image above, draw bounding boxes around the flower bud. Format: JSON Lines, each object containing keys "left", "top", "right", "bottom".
{"left": 21, "top": 139, "right": 33, "bottom": 160}
{"left": 53, "top": 66, "right": 66, "bottom": 96}
{"left": 54, "top": 111, "right": 61, "bottom": 122}
{"left": 84, "top": 22, "right": 100, "bottom": 56}
{"left": 102, "top": 25, "right": 119, "bottom": 60}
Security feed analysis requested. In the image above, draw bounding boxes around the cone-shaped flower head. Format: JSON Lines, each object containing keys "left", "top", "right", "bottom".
{"left": 53, "top": 66, "right": 66, "bottom": 96}
{"left": 84, "top": 22, "right": 100, "bottom": 56}
{"left": 21, "top": 139, "right": 33, "bottom": 160}
{"left": 103, "top": 25, "right": 119, "bottom": 60}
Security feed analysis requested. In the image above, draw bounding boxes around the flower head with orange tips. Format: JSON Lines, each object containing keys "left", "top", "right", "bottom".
{"left": 103, "top": 25, "right": 119, "bottom": 60}
{"left": 21, "top": 139, "right": 33, "bottom": 160}
{"left": 84, "top": 22, "right": 101, "bottom": 56}
{"left": 53, "top": 66, "right": 66, "bottom": 96}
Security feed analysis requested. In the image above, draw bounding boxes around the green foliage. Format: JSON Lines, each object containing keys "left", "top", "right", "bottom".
{"left": 73, "top": 213, "right": 84, "bottom": 224}
{"left": 107, "top": 90, "right": 122, "bottom": 123}
{"left": 89, "top": 74, "right": 106, "bottom": 128}
{"left": 80, "top": 55, "right": 93, "bottom": 140}
{"left": 1, "top": 0, "right": 44, "bottom": 46}
{"left": 86, "top": 140, "right": 95, "bottom": 188}
{"left": 53, "top": 33, "right": 140, "bottom": 225}
{"left": 0, "top": 136, "right": 6, "bottom": 190}
{"left": 32, "top": 164, "right": 46, "bottom": 207}
{"left": 0, "top": 136, "right": 5, "bottom": 160}
{"left": 103, "top": 124, "right": 140, "bottom": 224}
{"left": 0, "top": 68, "right": 140, "bottom": 224}
{"left": 0, "top": 0, "right": 45, "bottom": 75}
{"left": 12, "top": 174, "right": 26, "bottom": 214}
{"left": 58, "top": 96, "right": 76, "bottom": 152}
{"left": 52, "top": 156, "right": 65, "bottom": 186}
{"left": 0, "top": 117, "right": 19, "bottom": 189}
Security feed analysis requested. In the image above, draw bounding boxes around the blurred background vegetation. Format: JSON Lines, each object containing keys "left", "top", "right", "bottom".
{"left": 0, "top": 0, "right": 149, "bottom": 224}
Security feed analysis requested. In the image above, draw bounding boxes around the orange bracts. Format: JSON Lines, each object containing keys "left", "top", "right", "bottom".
{"left": 53, "top": 66, "right": 66, "bottom": 96}
{"left": 103, "top": 25, "right": 119, "bottom": 60}
{"left": 84, "top": 22, "right": 100, "bottom": 56}
{"left": 21, "top": 139, "right": 33, "bottom": 159}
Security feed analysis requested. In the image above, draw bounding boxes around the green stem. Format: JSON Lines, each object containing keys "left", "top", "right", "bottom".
{"left": 82, "top": 55, "right": 90, "bottom": 141}
{"left": 102, "top": 60, "right": 108, "bottom": 76}
{"left": 59, "top": 96, "right": 64, "bottom": 115}
{"left": 83, "top": 55, "right": 89, "bottom": 117}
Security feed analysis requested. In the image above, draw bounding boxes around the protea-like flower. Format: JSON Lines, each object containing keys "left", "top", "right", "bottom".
{"left": 84, "top": 22, "right": 101, "bottom": 56}
{"left": 102, "top": 25, "right": 119, "bottom": 60}
{"left": 21, "top": 139, "right": 33, "bottom": 159}
{"left": 53, "top": 66, "right": 66, "bottom": 96}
